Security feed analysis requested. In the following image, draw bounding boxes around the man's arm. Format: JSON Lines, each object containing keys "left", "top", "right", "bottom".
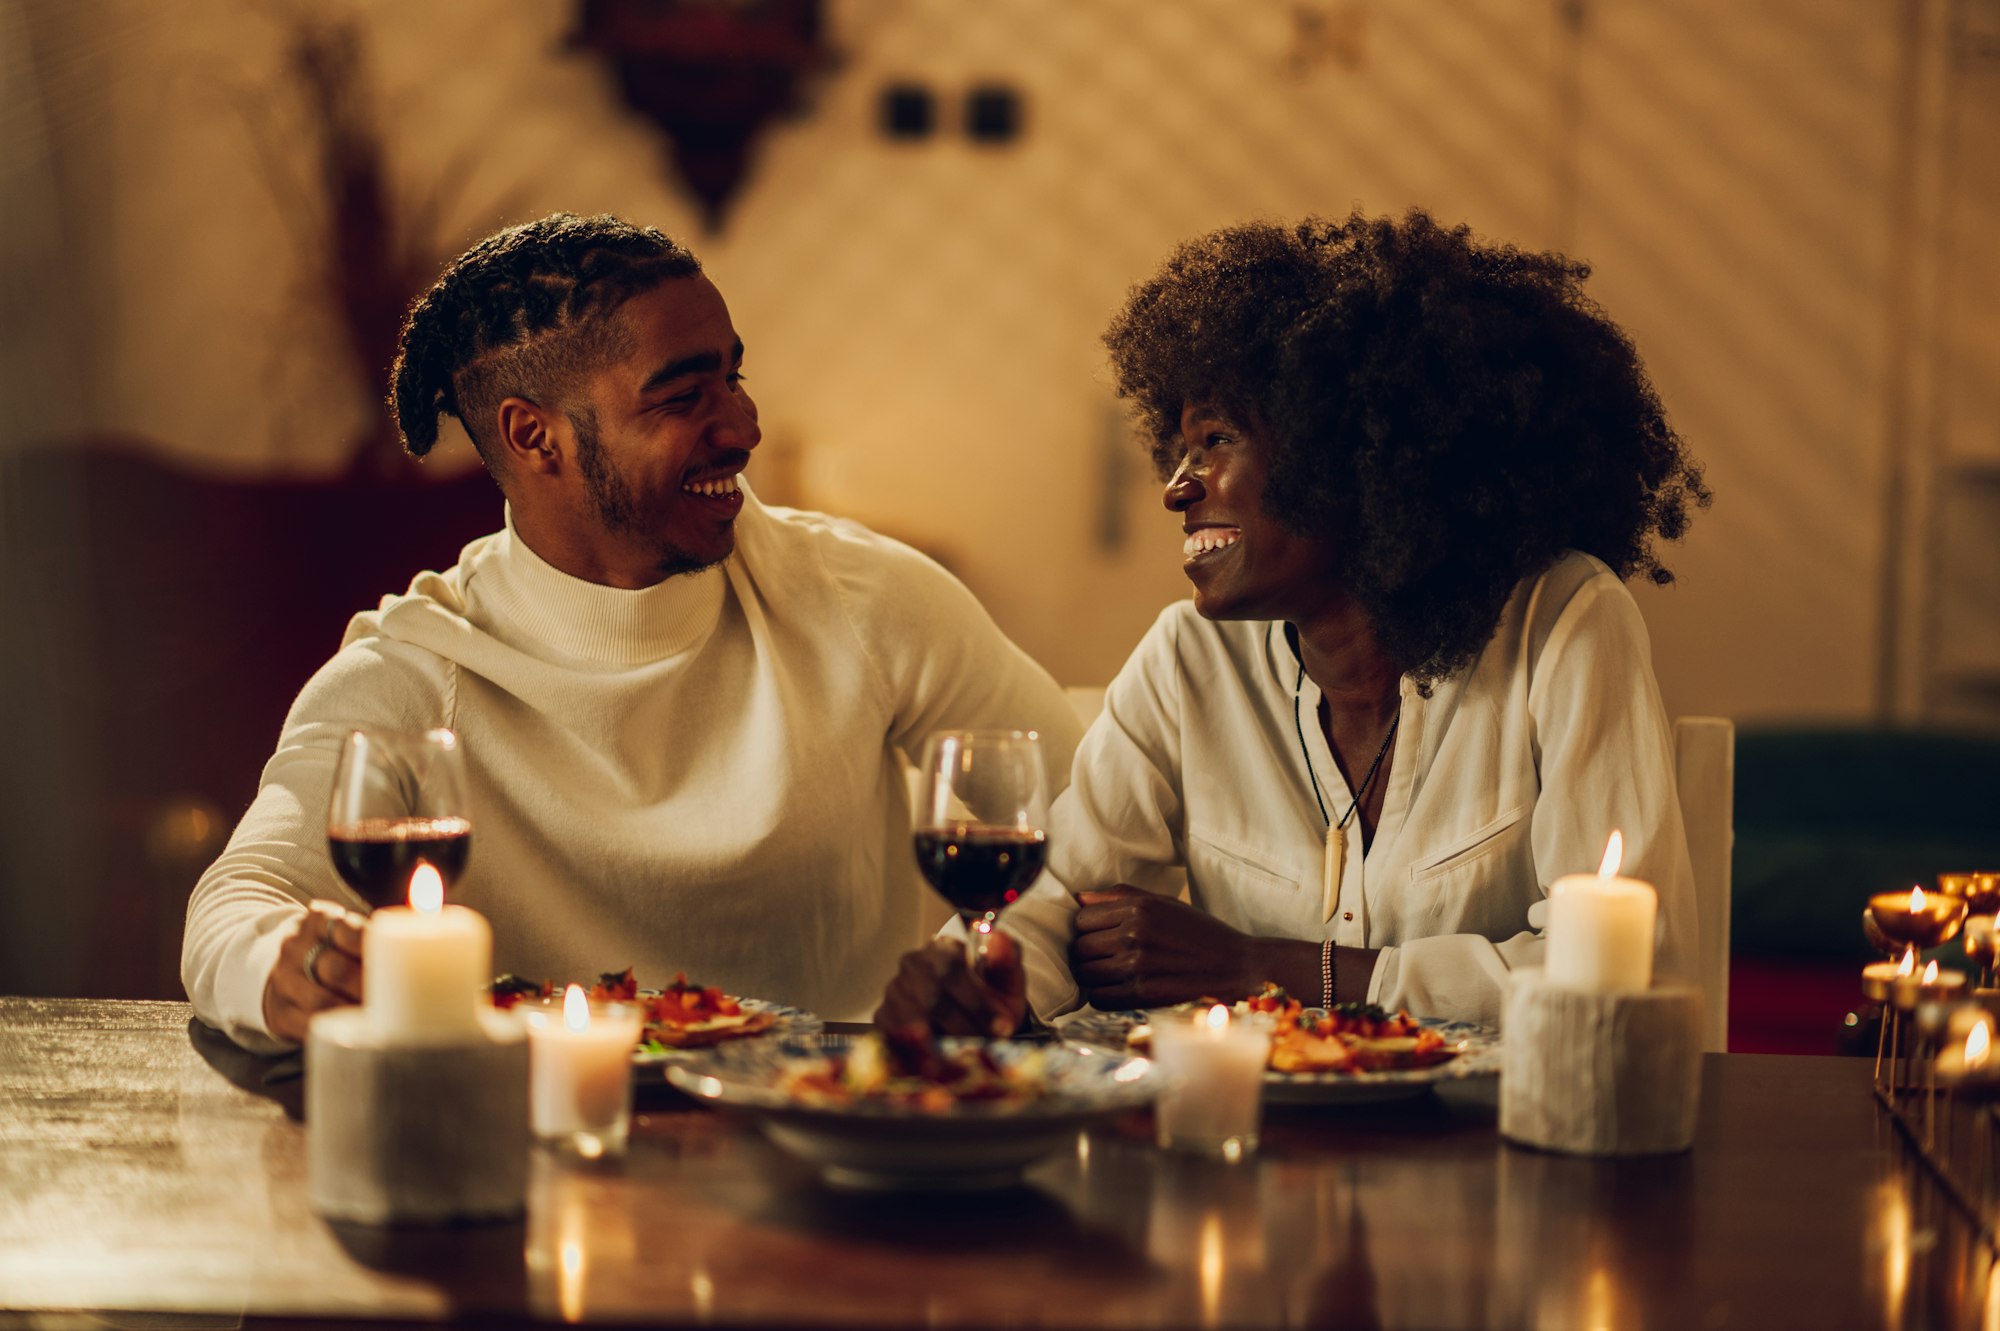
{"left": 181, "top": 640, "right": 448, "bottom": 1052}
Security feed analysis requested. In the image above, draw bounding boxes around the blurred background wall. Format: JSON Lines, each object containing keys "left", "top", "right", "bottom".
{"left": 3, "top": 0, "right": 1997, "bottom": 1007}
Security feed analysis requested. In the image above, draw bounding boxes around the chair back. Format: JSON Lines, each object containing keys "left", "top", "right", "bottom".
{"left": 1674, "top": 716, "right": 1736, "bottom": 1052}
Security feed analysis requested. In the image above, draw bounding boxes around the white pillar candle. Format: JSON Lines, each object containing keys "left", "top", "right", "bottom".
{"left": 1149, "top": 1004, "right": 1273, "bottom": 1161}
{"left": 1545, "top": 831, "right": 1658, "bottom": 994}
{"left": 525, "top": 986, "right": 644, "bottom": 1158}
{"left": 363, "top": 864, "right": 492, "bottom": 1043}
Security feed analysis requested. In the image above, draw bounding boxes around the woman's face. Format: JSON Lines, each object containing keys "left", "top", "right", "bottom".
{"left": 1165, "top": 404, "right": 1343, "bottom": 623}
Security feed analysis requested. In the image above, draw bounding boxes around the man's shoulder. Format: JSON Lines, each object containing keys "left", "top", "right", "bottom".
{"left": 738, "top": 498, "right": 961, "bottom": 601}
{"left": 286, "top": 631, "right": 454, "bottom": 731}
{"left": 340, "top": 530, "right": 500, "bottom": 643}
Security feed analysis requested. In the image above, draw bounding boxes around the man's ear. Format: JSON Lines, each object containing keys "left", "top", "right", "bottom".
{"left": 494, "top": 397, "right": 566, "bottom": 476}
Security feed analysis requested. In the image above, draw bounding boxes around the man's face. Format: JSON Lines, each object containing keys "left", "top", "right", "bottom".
{"left": 565, "top": 276, "right": 761, "bottom": 583}
{"left": 1165, "top": 403, "right": 1341, "bottom": 623}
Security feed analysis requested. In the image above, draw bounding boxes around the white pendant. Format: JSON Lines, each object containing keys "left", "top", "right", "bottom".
{"left": 1323, "top": 823, "right": 1345, "bottom": 923}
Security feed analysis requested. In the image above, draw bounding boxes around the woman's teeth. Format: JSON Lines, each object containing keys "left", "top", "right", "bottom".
{"left": 1183, "top": 527, "right": 1242, "bottom": 558}
{"left": 682, "top": 474, "right": 741, "bottom": 497}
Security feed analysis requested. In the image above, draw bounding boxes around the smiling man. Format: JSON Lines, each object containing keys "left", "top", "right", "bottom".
{"left": 182, "top": 214, "right": 1081, "bottom": 1052}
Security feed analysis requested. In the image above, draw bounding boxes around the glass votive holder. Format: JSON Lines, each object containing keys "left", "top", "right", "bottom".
{"left": 522, "top": 988, "right": 644, "bottom": 1160}
{"left": 1147, "top": 1004, "right": 1273, "bottom": 1162}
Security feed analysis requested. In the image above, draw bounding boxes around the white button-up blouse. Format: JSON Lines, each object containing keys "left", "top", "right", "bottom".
{"left": 1002, "top": 550, "right": 1697, "bottom": 1029}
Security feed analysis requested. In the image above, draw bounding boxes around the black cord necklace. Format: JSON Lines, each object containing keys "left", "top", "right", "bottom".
{"left": 1293, "top": 658, "right": 1400, "bottom": 923}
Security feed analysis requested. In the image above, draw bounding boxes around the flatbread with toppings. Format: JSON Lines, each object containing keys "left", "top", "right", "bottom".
{"left": 1124, "top": 984, "right": 1455, "bottom": 1075}
{"left": 488, "top": 967, "right": 776, "bottom": 1049}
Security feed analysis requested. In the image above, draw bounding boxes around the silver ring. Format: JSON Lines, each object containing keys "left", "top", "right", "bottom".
{"left": 302, "top": 939, "right": 329, "bottom": 987}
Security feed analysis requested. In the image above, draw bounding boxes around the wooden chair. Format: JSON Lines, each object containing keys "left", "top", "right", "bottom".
{"left": 1674, "top": 716, "right": 1737, "bottom": 1052}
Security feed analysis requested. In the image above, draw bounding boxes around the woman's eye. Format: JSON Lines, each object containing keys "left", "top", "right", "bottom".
{"left": 728, "top": 372, "right": 748, "bottom": 390}
{"left": 1206, "top": 432, "right": 1232, "bottom": 448}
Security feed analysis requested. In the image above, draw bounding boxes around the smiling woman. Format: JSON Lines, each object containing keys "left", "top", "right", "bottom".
{"left": 877, "top": 209, "right": 1710, "bottom": 1036}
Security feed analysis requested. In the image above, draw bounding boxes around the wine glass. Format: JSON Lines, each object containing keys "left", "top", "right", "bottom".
{"left": 913, "top": 730, "right": 1051, "bottom": 966}
{"left": 326, "top": 728, "right": 473, "bottom": 909}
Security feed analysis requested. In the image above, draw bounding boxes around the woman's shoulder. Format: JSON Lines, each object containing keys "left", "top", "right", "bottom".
{"left": 1508, "top": 550, "right": 1639, "bottom": 644}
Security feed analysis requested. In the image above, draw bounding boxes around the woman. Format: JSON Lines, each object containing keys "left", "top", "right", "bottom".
{"left": 877, "top": 209, "right": 1710, "bottom": 1034}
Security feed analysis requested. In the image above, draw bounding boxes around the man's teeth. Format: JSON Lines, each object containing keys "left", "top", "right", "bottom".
{"left": 682, "top": 474, "right": 742, "bottom": 497}
{"left": 1183, "top": 528, "right": 1242, "bottom": 558}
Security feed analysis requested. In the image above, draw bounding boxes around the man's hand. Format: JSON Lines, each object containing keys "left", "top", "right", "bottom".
{"left": 263, "top": 904, "right": 366, "bottom": 1044}
{"left": 1070, "top": 883, "right": 1262, "bottom": 1010}
{"left": 874, "top": 932, "right": 1029, "bottom": 1038}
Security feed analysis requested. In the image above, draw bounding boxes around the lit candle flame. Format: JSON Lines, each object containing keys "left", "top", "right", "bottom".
{"left": 564, "top": 983, "right": 591, "bottom": 1033}
{"left": 1910, "top": 885, "right": 1927, "bottom": 912}
{"left": 1204, "top": 1003, "right": 1230, "bottom": 1032}
{"left": 1597, "top": 831, "right": 1624, "bottom": 878}
{"left": 409, "top": 863, "right": 444, "bottom": 913}
{"left": 1922, "top": 960, "right": 1939, "bottom": 985}
{"left": 1969, "top": 1021, "right": 1992, "bottom": 1070}
{"left": 1896, "top": 948, "right": 1916, "bottom": 978}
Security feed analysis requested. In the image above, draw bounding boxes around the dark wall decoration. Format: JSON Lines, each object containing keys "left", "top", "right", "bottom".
{"left": 574, "top": 0, "right": 831, "bottom": 232}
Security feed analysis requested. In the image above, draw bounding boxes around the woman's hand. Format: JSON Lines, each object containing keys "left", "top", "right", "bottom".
{"left": 874, "top": 931, "right": 1030, "bottom": 1038}
{"left": 262, "top": 904, "right": 366, "bottom": 1044}
{"left": 1069, "top": 884, "right": 1267, "bottom": 1010}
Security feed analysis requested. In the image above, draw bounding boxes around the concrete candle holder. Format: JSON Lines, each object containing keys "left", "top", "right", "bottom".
{"left": 306, "top": 1007, "right": 529, "bottom": 1225}
{"left": 1499, "top": 968, "right": 1703, "bottom": 1157}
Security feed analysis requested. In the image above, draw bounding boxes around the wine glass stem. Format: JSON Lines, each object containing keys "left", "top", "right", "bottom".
{"left": 965, "top": 914, "right": 996, "bottom": 973}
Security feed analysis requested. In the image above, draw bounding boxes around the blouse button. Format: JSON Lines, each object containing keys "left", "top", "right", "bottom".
{"left": 1342, "top": 911, "right": 1354, "bottom": 922}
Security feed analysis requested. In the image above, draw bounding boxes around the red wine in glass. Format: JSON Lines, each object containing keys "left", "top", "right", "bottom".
{"left": 326, "top": 728, "right": 473, "bottom": 910}
{"left": 912, "top": 823, "right": 1048, "bottom": 922}
{"left": 913, "top": 730, "right": 1051, "bottom": 964}
{"left": 327, "top": 815, "right": 473, "bottom": 908}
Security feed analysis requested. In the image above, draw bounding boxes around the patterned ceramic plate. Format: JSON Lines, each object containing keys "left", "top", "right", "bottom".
{"left": 1059, "top": 1008, "right": 1501, "bottom": 1104}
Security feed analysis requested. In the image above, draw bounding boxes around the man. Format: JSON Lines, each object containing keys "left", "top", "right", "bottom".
{"left": 183, "top": 214, "right": 1081, "bottom": 1052}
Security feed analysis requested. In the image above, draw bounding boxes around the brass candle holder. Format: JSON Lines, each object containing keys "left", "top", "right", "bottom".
{"left": 1939, "top": 872, "right": 2000, "bottom": 919}
{"left": 1869, "top": 886, "right": 1969, "bottom": 952}
{"left": 1965, "top": 917, "right": 2000, "bottom": 990}
{"left": 1865, "top": 888, "right": 1968, "bottom": 1098}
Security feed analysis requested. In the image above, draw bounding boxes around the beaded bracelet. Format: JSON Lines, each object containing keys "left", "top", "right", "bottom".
{"left": 1321, "top": 937, "right": 1336, "bottom": 1007}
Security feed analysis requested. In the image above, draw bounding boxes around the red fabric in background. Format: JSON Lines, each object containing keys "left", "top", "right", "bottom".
{"left": 1729, "top": 956, "right": 1871, "bottom": 1056}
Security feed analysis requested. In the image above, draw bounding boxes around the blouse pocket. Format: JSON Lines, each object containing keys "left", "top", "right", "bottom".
{"left": 1406, "top": 805, "right": 1534, "bottom": 936}
{"left": 1185, "top": 824, "right": 1306, "bottom": 938}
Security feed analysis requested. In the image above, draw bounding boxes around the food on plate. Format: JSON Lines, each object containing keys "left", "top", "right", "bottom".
{"left": 635, "top": 972, "right": 777, "bottom": 1048}
{"left": 782, "top": 1031, "right": 1049, "bottom": 1111}
{"left": 487, "top": 968, "right": 776, "bottom": 1049}
{"left": 1268, "top": 1003, "right": 1453, "bottom": 1073}
{"left": 489, "top": 974, "right": 552, "bottom": 1010}
{"left": 1125, "top": 984, "right": 1456, "bottom": 1075}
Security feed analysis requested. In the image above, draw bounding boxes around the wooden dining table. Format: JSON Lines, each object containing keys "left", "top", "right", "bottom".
{"left": 0, "top": 996, "right": 1987, "bottom": 1330}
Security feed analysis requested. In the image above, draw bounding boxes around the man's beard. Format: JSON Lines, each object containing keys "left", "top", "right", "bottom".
{"left": 572, "top": 410, "right": 724, "bottom": 579}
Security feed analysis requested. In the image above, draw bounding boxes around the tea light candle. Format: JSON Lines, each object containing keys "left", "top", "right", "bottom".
{"left": 1867, "top": 885, "right": 1967, "bottom": 953}
{"left": 524, "top": 986, "right": 644, "bottom": 1159}
{"left": 1148, "top": 1004, "right": 1273, "bottom": 1161}
{"left": 1862, "top": 949, "right": 1918, "bottom": 1003}
{"left": 1545, "top": 831, "right": 1657, "bottom": 993}
{"left": 1892, "top": 958, "right": 1966, "bottom": 1012}
{"left": 1937, "top": 1008, "right": 1997, "bottom": 1087}
{"left": 364, "top": 864, "right": 491, "bottom": 1042}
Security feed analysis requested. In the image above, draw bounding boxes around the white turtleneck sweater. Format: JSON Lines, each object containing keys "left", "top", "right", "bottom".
{"left": 182, "top": 494, "right": 1082, "bottom": 1052}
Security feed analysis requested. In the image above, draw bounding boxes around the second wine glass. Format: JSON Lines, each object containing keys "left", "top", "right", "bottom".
{"left": 326, "top": 727, "right": 474, "bottom": 909}
{"left": 912, "top": 730, "right": 1050, "bottom": 965}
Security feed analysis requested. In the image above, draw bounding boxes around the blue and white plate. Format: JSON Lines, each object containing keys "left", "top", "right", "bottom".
{"left": 1059, "top": 1008, "right": 1501, "bottom": 1105}
{"left": 665, "top": 1035, "right": 1161, "bottom": 1189}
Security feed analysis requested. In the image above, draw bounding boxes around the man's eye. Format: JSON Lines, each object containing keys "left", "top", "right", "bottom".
{"left": 661, "top": 391, "right": 699, "bottom": 411}
{"left": 728, "top": 372, "right": 748, "bottom": 389}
